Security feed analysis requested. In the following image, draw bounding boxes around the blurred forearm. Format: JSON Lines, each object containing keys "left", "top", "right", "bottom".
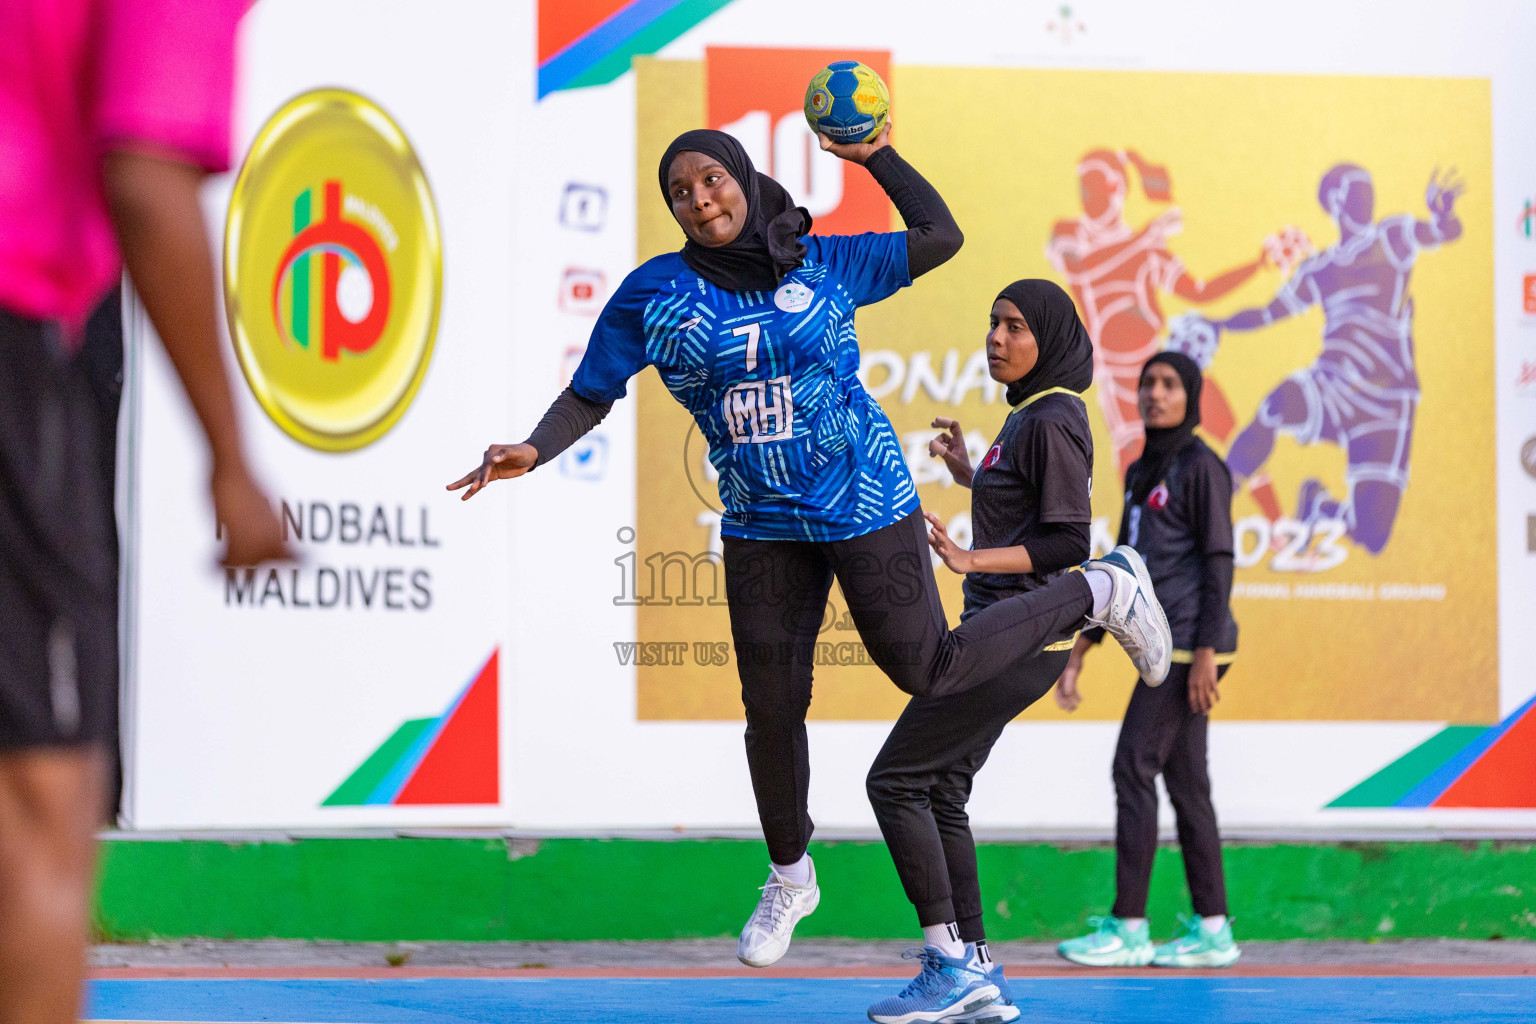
{"left": 104, "top": 150, "right": 245, "bottom": 472}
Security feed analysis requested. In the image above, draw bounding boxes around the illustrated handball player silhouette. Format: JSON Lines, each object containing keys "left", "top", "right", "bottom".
{"left": 449, "top": 125, "right": 1170, "bottom": 968}
{"left": 1186, "top": 164, "right": 1465, "bottom": 555}
{"left": 1046, "top": 149, "right": 1278, "bottom": 476}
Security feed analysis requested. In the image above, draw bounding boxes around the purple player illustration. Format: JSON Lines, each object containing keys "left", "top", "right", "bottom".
{"left": 1182, "top": 163, "right": 1464, "bottom": 556}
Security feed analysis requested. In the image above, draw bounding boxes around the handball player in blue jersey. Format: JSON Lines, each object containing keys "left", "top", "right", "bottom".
{"left": 449, "top": 125, "right": 1169, "bottom": 967}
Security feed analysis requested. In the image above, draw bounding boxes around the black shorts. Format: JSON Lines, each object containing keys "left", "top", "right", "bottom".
{"left": 0, "top": 307, "right": 118, "bottom": 750}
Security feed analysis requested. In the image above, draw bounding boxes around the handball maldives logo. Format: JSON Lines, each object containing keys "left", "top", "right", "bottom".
{"left": 225, "top": 89, "right": 441, "bottom": 452}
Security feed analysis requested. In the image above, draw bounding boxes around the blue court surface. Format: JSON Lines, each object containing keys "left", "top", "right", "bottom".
{"left": 88, "top": 976, "right": 1536, "bottom": 1024}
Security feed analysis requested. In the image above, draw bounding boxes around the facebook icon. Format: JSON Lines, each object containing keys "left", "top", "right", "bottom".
{"left": 559, "top": 183, "right": 607, "bottom": 232}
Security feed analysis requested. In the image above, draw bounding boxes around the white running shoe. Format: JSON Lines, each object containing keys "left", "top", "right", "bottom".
{"left": 1084, "top": 545, "right": 1172, "bottom": 686}
{"left": 736, "top": 859, "right": 820, "bottom": 967}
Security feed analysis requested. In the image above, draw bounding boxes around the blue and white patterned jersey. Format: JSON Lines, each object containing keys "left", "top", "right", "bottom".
{"left": 572, "top": 232, "right": 918, "bottom": 541}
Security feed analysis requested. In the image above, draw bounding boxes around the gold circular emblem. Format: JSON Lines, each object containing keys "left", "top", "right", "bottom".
{"left": 224, "top": 89, "right": 442, "bottom": 452}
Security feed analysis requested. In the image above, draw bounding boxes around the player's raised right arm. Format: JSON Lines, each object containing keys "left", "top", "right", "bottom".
{"left": 818, "top": 122, "right": 963, "bottom": 277}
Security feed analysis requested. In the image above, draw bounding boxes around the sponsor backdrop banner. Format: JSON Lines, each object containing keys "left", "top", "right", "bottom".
{"left": 635, "top": 62, "right": 1497, "bottom": 725}
{"left": 123, "top": 0, "right": 519, "bottom": 828}
{"left": 126, "top": 0, "right": 1536, "bottom": 831}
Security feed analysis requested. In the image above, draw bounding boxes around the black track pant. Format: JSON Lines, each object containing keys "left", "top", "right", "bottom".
{"left": 866, "top": 647, "right": 1069, "bottom": 938}
{"left": 723, "top": 511, "right": 1094, "bottom": 865}
{"left": 1111, "top": 663, "right": 1231, "bottom": 919}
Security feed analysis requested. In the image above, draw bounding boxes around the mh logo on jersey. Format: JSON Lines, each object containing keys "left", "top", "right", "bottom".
{"left": 225, "top": 89, "right": 442, "bottom": 452}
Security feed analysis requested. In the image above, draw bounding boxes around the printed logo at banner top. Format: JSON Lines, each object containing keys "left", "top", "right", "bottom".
{"left": 560, "top": 183, "right": 608, "bottom": 232}
{"left": 224, "top": 89, "right": 441, "bottom": 452}
{"left": 324, "top": 650, "right": 499, "bottom": 807}
{"left": 707, "top": 47, "right": 893, "bottom": 235}
{"left": 1520, "top": 196, "right": 1536, "bottom": 238}
{"left": 561, "top": 268, "right": 607, "bottom": 315}
{"left": 1046, "top": 3, "right": 1088, "bottom": 44}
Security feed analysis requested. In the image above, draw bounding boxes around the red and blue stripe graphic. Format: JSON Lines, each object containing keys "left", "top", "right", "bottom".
{"left": 323, "top": 650, "right": 500, "bottom": 807}
{"left": 538, "top": 0, "right": 736, "bottom": 98}
{"left": 1329, "top": 694, "right": 1536, "bottom": 808}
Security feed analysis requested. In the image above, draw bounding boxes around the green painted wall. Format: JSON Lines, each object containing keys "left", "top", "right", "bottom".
{"left": 94, "top": 837, "right": 1536, "bottom": 942}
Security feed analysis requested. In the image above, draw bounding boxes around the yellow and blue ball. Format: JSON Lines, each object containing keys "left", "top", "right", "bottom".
{"left": 803, "top": 60, "right": 889, "bottom": 144}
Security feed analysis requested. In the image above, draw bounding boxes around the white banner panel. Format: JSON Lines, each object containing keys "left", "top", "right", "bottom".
{"left": 125, "top": 0, "right": 1536, "bottom": 834}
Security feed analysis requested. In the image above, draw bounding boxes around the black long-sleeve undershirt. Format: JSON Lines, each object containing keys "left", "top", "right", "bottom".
{"left": 1022, "top": 520, "right": 1091, "bottom": 577}
{"left": 525, "top": 385, "right": 612, "bottom": 468}
{"left": 863, "top": 146, "right": 963, "bottom": 278}
{"left": 523, "top": 149, "right": 960, "bottom": 466}
{"left": 1193, "top": 553, "right": 1234, "bottom": 651}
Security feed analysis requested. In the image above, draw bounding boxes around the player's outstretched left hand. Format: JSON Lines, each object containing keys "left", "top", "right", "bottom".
{"left": 817, "top": 119, "right": 891, "bottom": 166}
{"left": 448, "top": 442, "right": 538, "bottom": 501}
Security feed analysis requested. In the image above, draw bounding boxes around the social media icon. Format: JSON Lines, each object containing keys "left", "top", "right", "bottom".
{"left": 559, "top": 183, "right": 607, "bottom": 232}
{"left": 560, "top": 268, "right": 607, "bottom": 315}
{"left": 560, "top": 434, "right": 609, "bottom": 481}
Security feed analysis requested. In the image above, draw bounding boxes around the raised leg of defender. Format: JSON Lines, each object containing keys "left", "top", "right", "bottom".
{"left": 1084, "top": 546, "right": 1172, "bottom": 686}
{"left": 722, "top": 521, "right": 1172, "bottom": 967}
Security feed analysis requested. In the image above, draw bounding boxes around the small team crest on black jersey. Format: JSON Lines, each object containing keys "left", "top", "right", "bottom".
{"left": 774, "top": 281, "right": 814, "bottom": 312}
{"left": 979, "top": 444, "right": 1003, "bottom": 471}
{"left": 1147, "top": 482, "right": 1170, "bottom": 510}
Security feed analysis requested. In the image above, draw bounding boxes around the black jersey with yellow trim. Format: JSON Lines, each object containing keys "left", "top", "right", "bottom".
{"left": 1121, "top": 437, "right": 1238, "bottom": 654}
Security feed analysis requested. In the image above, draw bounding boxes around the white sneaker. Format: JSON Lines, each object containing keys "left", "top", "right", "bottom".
{"left": 736, "top": 859, "right": 820, "bottom": 967}
{"left": 1084, "top": 545, "right": 1172, "bottom": 686}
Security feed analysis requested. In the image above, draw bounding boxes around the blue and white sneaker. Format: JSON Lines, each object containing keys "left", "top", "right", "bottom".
{"left": 867, "top": 946, "right": 1000, "bottom": 1024}
{"left": 933, "top": 944, "right": 1019, "bottom": 1023}
{"left": 1084, "top": 545, "right": 1172, "bottom": 686}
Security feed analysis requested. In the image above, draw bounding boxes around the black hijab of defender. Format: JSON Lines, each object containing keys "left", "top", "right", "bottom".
{"left": 1127, "top": 351, "right": 1204, "bottom": 507}
{"left": 658, "top": 129, "right": 813, "bottom": 293}
{"left": 997, "top": 278, "right": 1095, "bottom": 407}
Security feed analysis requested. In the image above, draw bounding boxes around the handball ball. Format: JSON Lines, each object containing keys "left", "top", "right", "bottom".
{"left": 804, "top": 60, "right": 889, "bottom": 143}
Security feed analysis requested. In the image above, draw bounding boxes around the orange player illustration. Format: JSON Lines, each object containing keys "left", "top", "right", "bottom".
{"left": 1047, "top": 149, "right": 1295, "bottom": 475}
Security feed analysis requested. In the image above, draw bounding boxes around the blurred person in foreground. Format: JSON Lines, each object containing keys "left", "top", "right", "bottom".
{"left": 1054, "top": 352, "right": 1241, "bottom": 968}
{"left": 0, "top": 2, "right": 287, "bottom": 1020}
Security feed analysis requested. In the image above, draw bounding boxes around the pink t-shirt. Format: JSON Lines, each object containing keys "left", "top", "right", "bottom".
{"left": 0, "top": 0, "right": 243, "bottom": 335}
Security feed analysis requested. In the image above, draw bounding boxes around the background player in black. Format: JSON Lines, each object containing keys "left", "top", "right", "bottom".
{"left": 1055, "top": 351, "right": 1242, "bottom": 968}
{"left": 863, "top": 280, "right": 1170, "bottom": 1024}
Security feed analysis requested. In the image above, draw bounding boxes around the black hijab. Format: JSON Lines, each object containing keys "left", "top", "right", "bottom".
{"left": 997, "top": 279, "right": 1095, "bottom": 407}
{"left": 1127, "top": 351, "right": 1203, "bottom": 506}
{"left": 658, "top": 129, "right": 812, "bottom": 293}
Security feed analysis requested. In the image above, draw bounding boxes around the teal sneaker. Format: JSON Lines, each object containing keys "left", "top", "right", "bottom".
{"left": 1152, "top": 915, "right": 1241, "bottom": 968}
{"left": 1056, "top": 916, "right": 1154, "bottom": 967}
